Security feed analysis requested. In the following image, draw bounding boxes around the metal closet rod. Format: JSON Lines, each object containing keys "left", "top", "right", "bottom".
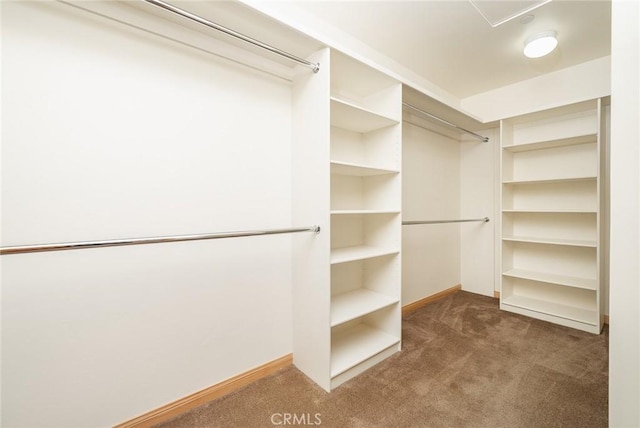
{"left": 403, "top": 217, "right": 490, "bottom": 225}
{"left": 141, "top": 0, "right": 320, "bottom": 73}
{"left": 402, "top": 103, "right": 489, "bottom": 143}
{"left": 0, "top": 226, "right": 321, "bottom": 256}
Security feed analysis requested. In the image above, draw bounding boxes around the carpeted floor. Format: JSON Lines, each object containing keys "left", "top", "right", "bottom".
{"left": 159, "top": 291, "right": 608, "bottom": 428}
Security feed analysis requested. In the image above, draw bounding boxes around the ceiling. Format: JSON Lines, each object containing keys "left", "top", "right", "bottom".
{"left": 286, "top": 0, "right": 612, "bottom": 98}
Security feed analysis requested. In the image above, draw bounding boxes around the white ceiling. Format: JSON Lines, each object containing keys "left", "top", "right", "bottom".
{"left": 287, "top": 0, "right": 612, "bottom": 98}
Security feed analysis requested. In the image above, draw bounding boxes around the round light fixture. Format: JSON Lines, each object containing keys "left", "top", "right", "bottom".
{"left": 523, "top": 31, "right": 558, "bottom": 58}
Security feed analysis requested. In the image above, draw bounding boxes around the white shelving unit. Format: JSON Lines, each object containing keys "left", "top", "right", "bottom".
{"left": 328, "top": 51, "right": 402, "bottom": 390}
{"left": 499, "top": 99, "right": 607, "bottom": 334}
{"left": 292, "top": 48, "right": 402, "bottom": 391}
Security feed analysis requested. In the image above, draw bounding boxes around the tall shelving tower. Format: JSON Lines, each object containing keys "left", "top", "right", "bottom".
{"left": 499, "top": 99, "right": 607, "bottom": 334}
{"left": 292, "top": 48, "right": 402, "bottom": 391}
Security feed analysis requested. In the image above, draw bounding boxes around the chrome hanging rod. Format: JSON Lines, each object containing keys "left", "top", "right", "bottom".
{"left": 402, "top": 103, "right": 489, "bottom": 143}
{"left": 0, "top": 225, "right": 321, "bottom": 256}
{"left": 403, "top": 217, "right": 490, "bottom": 225}
{"left": 141, "top": 0, "right": 320, "bottom": 73}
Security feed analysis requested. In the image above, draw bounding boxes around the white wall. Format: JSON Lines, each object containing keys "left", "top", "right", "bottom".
{"left": 460, "top": 129, "right": 497, "bottom": 297}
{"left": 462, "top": 56, "right": 611, "bottom": 122}
{"left": 402, "top": 123, "right": 460, "bottom": 304}
{"left": 609, "top": 0, "right": 640, "bottom": 426}
{"left": 1, "top": 2, "right": 294, "bottom": 426}
{"left": 240, "top": 0, "right": 467, "bottom": 117}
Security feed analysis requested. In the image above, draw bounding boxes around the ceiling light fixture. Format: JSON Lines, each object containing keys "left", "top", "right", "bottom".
{"left": 523, "top": 31, "right": 558, "bottom": 58}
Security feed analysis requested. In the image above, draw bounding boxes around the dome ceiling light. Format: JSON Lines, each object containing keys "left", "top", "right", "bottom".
{"left": 523, "top": 31, "right": 558, "bottom": 58}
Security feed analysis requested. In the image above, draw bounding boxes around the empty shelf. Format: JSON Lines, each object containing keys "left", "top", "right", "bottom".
{"left": 331, "top": 245, "right": 400, "bottom": 264}
{"left": 331, "top": 289, "right": 399, "bottom": 327}
{"left": 331, "top": 97, "right": 399, "bottom": 133}
{"left": 502, "top": 209, "right": 597, "bottom": 214}
{"left": 331, "top": 324, "right": 399, "bottom": 377}
{"left": 330, "top": 161, "right": 399, "bottom": 176}
{"left": 502, "top": 236, "right": 597, "bottom": 247}
{"left": 503, "top": 176, "right": 596, "bottom": 185}
{"left": 331, "top": 210, "right": 400, "bottom": 215}
{"left": 503, "top": 133, "right": 597, "bottom": 153}
{"left": 502, "top": 295, "right": 597, "bottom": 326}
{"left": 503, "top": 269, "right": 597, "bottom": 290}
{"left": 331, "top": 246, "right": 399, "bottom": 264}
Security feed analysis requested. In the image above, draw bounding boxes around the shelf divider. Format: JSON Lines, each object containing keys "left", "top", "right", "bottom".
{"left": 502, "top": 295, "right": 597, "bottom": 326}
{"left": 503, "top": 133, "right": 597, "bottom": 152}
{"left": 330, "top": 245, "right": 399, "bottom": 264}
{"left": 503, "top": 268, "right": 597, "bottom": 290}
{"left": 330, "top": 97, "right": 399, "bottom": 133}
{"left": 502, "top": 236, "right": 597, "bottom": 248}
{"left": 331, "top": 324, "right": 400, "bottom": 377}
{"left": 331, "top": 289, "right": 399, "bottom": 327}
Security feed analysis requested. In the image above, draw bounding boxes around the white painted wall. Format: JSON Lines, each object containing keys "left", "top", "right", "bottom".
{"left": 609, "top": 0, "right": 640, "bottom": 426}
{"left": 402, "top": 123, "right": 460, "bottom": 305}
{"left": 462, "top": 56, "right": 611, "bottom": 122}
{"left": 1, "top": 2, "right": 294, "bottom": 426}
{"left": 240, "top": 0, "right": 468, "bottom": 117}
{"left": 460, "top": 129, "right": 497, "bottom": 297}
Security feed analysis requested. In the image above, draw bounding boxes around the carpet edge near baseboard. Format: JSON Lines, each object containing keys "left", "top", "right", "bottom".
{"left": 114, "top": 353, "right": 293, "bottom": 428}
{"left": 401, "top": 284, "right": 462, "bottom": 316}
{"left": 117, "top": 284, "right": 465, "bottom": 427}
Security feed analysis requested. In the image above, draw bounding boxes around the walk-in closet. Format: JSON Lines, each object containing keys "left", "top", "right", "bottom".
{"left": 1, "top": 1, "right": 638, "bottom": 427}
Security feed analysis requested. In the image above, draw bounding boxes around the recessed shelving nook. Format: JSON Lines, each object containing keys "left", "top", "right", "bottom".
{"left": 499, "top": 99, "right": 607, "bottom": 333}
{"left": 292, "top": 48, "right": 402, "bottom": 391}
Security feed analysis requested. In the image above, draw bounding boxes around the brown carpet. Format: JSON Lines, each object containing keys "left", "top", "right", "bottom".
{"left": 159, "top": 291, "right": 608, "bottom": 428}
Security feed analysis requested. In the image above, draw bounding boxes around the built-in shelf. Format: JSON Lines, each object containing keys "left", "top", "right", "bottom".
{"left": 502, "top": 176, "right": 596, "bottom": 185}
{"left": 331, "top": 323, "right": 400, "bottom": 377}
{"left": 330, "top": 210, "right": 400, "bottom": 215}
{"left": 294, "top": 50, "right": 402, "bottom": 391}
{"left": 502, "top": 209, "right": 598, "bottom": 214}
{"left": 330, "top": 161, "right": 399, "bottom": 177}
{"left": 499, "top": 98, "right": 604, "bottom": 334}
{"left": 503, "top": 269, "right": 597, "bottom": 291}
{"left": 503, "top": 133, "right": 597, "bottom": 153}
{"left": 331, "top": 289, "right": 398, "bottom": 327}
{"left": 502, "top": 236, "right": 597, "bottom": 248}
{"left": 330, "top": 246, "right": 399, "bottom": 264}
{"left": 330, "top": 97, "right": 399, "bottom": 133}
{"left": 502, "top": 295, "right": 597, "bottom": 326}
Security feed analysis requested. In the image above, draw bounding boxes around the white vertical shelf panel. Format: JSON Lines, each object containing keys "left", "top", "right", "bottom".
{"left": 291, "top": 47, "right": 332, "bottom": 391}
